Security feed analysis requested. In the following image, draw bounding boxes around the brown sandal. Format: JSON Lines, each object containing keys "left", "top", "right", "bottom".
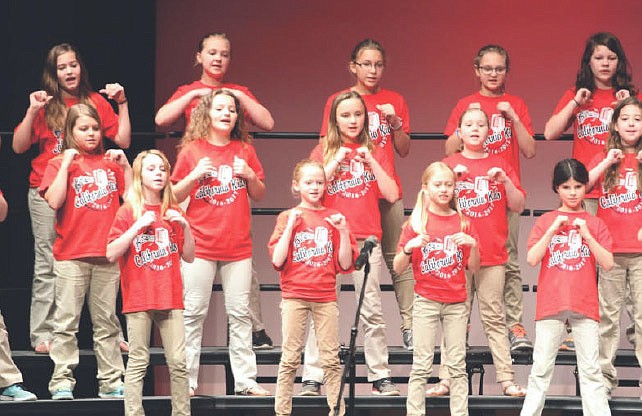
{"left": 503, "top": 383, "right": 526, "bottom": 397}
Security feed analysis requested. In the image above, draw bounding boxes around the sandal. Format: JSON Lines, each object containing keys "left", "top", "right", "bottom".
{"left": 503, "top": 383, "right": 526, "bottom": 397}
{"left": 426, "top": 381, "right": 450, "bottom": 397}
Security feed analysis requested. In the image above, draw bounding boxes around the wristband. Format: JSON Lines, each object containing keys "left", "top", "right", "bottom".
{"left": 117, "top": 99, "right": 128, "bottom": 105}
{"left": 402, "top": 247, "right": 412, "bottom": 256}
{"left": 572, "top": 98, "right": 580, "bottom": 107}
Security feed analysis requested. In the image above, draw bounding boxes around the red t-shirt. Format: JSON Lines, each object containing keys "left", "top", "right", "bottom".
{"left": 309, "top": 143, "right": 394, "bottom": 240}
{"left": 39, "top": 154, "right": 125, "bottom": 260}
{"left": 108, "top": 203, "right": 185, "bottom": 313}
{"left": 528, "top": 210, "right": 612, "bottom": 321}
{"left": 552, "top": 88, "right": 620, "bottom": 198}
{"left": 171, "top": 139, "right": 264, "bottom": 261}
{"left": 14, "top": 92, "right": 119, "bottom": 188}
{"left": 443, "top": 152, "right": 525, "bottom": 266}
{"left": 165, "top": 80, "right": 259, "bottom": 126}
{"left": 268, "top": 206, "right": 358, "bottom": 302}
{"left": 588, "top": 152, "right": 642, "bottom": 253}
{"left": 319, "top": 88, "right": 410, "bottom": 197}
{"left": 443, "top": 92, "right": 534, "bottom": 176}
{"left": 397, "top": 212, "right": 478, "bottom": 303}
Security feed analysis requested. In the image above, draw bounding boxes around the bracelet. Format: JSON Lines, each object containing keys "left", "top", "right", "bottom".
{"left": 117, "top": 99, "right": 128, "bottom": 105}
{"left": 402, "top": 247, "right": 412, "bottom": 256}
{"left": 572, "top": 98, "right": 580, "bottom": 107}
{"left": 391, "top": 118, "right": 403, "bottom": 131}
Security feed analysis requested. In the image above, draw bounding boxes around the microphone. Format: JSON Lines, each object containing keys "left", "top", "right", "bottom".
{"left": 355, "top": 236, "right": 378, "bottom": 270}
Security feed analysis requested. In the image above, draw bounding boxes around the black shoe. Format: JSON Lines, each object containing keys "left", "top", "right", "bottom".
{"left": 252, "top": 329, "right": 274, "bottom": 350}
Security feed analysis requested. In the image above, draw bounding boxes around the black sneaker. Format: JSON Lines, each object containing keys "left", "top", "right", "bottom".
{"left": 372, "top": 378, "right": 400, "bottom": 396}
{"left": 299, "top": 380, "right": 321, "bottom": 396}
{"left": 252, "top": 329, "right": 274, "bottom": 350}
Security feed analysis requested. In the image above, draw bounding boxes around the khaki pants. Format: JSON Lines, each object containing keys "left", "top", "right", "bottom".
{"left": 379, "top": 198, "right": 414, "bottom": 331}
{"left": 28, "top": 188, "right": 57, "bottom": 347}
{"left": 125, "top": 309, "right": 190, "bottom": 416}
{"left": 504, "top": 210, "right": 524, "bottom": 328}
{"left": 249, "top": 261, "right": 265, "bottom": 332}
{"left": 303, "top": 244, "right": 391, "bottom": 382}
{"left": 439, "top": 265, "right": 515, "bottom": 382}
{"left": 48, "top": 259, "right": 124, "bottom": 394}
{"left": 0, "top": 310, "right": 23, "bottom": 388}
{"left": 406, "top": 296, "right": 468, "bottom": 416}
{"left": 598, "top": 253, "right": 642, "bottom": 391}
{"left": 182, "top": 257, "right": 258, "bottom": 392}
{"left": 275, "top": 299, "right": 343, "bottom": 416}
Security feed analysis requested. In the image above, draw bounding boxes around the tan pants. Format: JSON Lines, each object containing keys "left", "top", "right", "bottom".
{"left": 0, "top": 310, "right": 23, "bottom": 388}
{"left": 303, "top": 244, "right": 392, "bottom": 382}
{"left": 48, "top": 259, "right": 124, "bottom": 394}
{"left": 275, "top": 299, "right": 343, "bottom": 416}
{"left": 439, "top": 265, "right": 515, "bottom": 382}
{"left": 125, "top": 309, "right": 190, "bottom": 416}
{"left": 379, "top": 198, "right": 414, "bottom": 331}
{"left": 598, "top": 253, "right": 642, "bottom": 391}
{"left": 504, "top": 210, "right": 524, "bottom": 328}
{"left": 407, "top": 296, "right": 468, "bottom": 416}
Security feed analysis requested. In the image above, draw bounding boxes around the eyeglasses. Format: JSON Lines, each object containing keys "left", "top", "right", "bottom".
{"left": 353, "top": 62, "right": 385, "bottom": 70}
{"left": 477, "top": 66, "right": 507, "bottom": 75}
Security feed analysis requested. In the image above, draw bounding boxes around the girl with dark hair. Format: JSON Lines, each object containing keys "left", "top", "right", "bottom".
{"left": 586, "top": 96, "right": 642, "bottom": 396}
{"left": 13, "top": 43, "right": 130, "bottom": 354}
{"left": 521, "top": 159, "right": 613, "bottom": 416}
{"left": 545, "top": 32, "right": 637, "bottom": 213}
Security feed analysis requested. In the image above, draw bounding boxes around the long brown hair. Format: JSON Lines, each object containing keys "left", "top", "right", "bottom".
{"left": 180, "top": 89, "right": 250, "bottom": 148}
{"left": 63, "top": 103, "right": 104, "bottom": 155}
{"left": 603, "top": 96, "right": 642, "bottom": 192}
{"left": 323, "top": 91, "right": 373, "bottom": 165}
{"left": 42, "top": 43, "right": 93, "bottom": 132}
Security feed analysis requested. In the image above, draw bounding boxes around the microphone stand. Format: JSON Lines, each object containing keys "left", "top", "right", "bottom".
{"left": 334, "top": 254, "right": 371, "bottom": 416}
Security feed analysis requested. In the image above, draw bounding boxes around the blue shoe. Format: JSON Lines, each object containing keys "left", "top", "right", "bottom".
{"left": 52, "top": 388, "right": 74, "bottom": 400}
{"left": 99, "top": 385, "right": 124, "bottom": 399}
{"left": 0, "top": 384, "right": 37, "bottom": 401}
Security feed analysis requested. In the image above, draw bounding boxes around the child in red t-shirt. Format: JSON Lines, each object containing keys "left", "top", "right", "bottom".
{"left": 586, "top": 96, "right": 642, "bottom": 396}
{"left": 170, "top": 89, "right": 269, "bottom": 396}
{"left": 303, "top": 90, "right": 400, "bottom": 396}
{"left": 443, "top": 44, "right": 536, "bottom": 353}
{"left": 13, "top": 43, "right": 130, "bottom": 354}
{"left": 317, "top": 39, "right": 413, "bottom": 346}
{"left": 270, "top": 159, "right": 357, "bottom": 416}
{"left": 395, "top": 161, "right": 479, "bottom": 416}
{"left": 155, "top": 32, "right": 273, "bottom": 131}
{"left": 107, "top": 150, "right": 195, "bottom": 416}
{"left": 521, "top": 159, "right": 613, "bottom": 416}
{"left": 442, "top": 107, "right": 526, "bottom": 396}
{"left": 39, "top": 103, "right": 132, "bottom": 400}
{"left": 156, "top": 32, "right": 275, "bottom": 351}
{"left": 544, "top": 31, "right": 639, "bottom": 354}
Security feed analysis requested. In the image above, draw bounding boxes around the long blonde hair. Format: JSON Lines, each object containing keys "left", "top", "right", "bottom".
{"left": 409, "top": 162, "right": 468, "bottom": 234}
{"left": 127, "top": 150, "right": 179, "bottom": 220}
{"left": 322, "top": 91, "right": 373, "bottom": 165}
{"left": 180, "top": 89, "right": 250, "bottom": 148}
